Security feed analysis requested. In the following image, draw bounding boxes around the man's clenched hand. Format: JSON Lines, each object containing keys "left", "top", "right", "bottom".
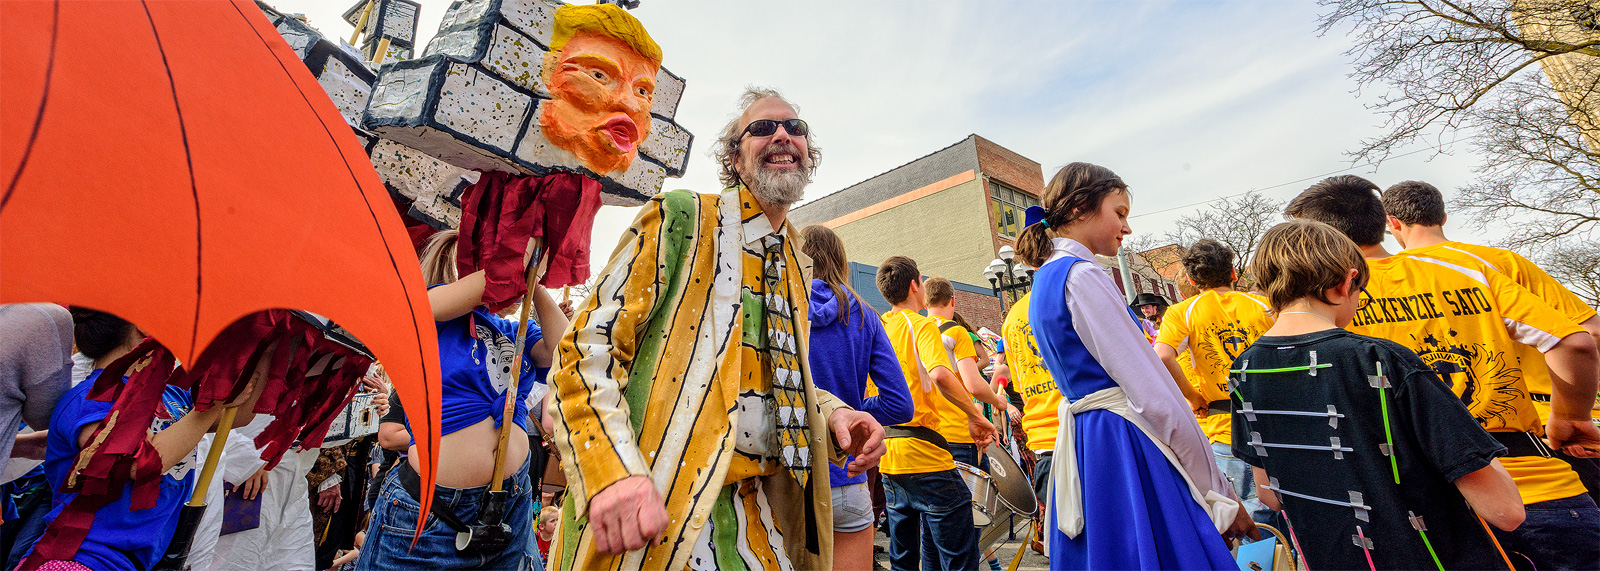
{"left": 829, "top": 409, "right": 885, "bottom": 478}
{"left": 589, "top": 475, "right": 669, "bottom": 554}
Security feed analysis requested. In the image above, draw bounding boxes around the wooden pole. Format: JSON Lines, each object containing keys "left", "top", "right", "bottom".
{"left": 186, "top": 406, "right": 239, "bottom": 507}
{"left": 349, "top": 0, "right": 375, "bottom": 46}
{"left": 489, "top": 248, "right": 543, "bottom": 493}
{"left": 372, "top": 37, "right": 392, "bottom": 65}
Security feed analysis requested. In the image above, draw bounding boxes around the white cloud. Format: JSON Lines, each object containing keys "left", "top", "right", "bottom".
{"left": 268, "top": 0, "right": 1500, "bottom": 273}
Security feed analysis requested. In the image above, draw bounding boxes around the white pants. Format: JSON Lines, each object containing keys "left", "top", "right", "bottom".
{"left": 188, "top": 416, "right": 271, "bottom": 570}
{"left": 207, "top": 417, "right": 319, "bottom": 571}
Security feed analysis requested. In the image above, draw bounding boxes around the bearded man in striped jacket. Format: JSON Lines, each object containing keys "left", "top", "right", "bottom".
{"left": 549, "top": 87, "right": 886, "bottom": 571}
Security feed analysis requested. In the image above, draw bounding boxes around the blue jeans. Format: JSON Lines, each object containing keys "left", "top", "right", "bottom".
{"left": 1212, "top": 442, "right": 1274, "bottom": 525}
{"left": 356, "top": 460, "right": 537, "bottom": 571}
{"left": 885, "top": 470, "right": 978, "bottom": 571}
{"left": 1492, "top": 494, "right": 1600, "bottom": 571}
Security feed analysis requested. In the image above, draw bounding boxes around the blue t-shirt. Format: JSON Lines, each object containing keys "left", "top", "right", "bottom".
{"left": 434, "top": 308, "right": 547, "bottom": 438}
{"left": 35, "top": 369, "right": 196, "bottom": 570}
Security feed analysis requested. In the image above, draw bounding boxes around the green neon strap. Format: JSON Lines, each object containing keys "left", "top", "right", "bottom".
{"left": 1228, "top": 364, "right": 1333, "bottom": 374}
{"left": 1417, "top": 528, "right": 1445, "bottom": 571}
{"left": 1374, "top": 362, "right": 1400, "bottom": 484}
{"left": 1379, "top": 384, "right": 1400, "bottom": 484}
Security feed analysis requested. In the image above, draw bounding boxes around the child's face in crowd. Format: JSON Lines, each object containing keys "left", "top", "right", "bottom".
{"left": 1070, "top": 190, "right": 1132, "bottom": 257}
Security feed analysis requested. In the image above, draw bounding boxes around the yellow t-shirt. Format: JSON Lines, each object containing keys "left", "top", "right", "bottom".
{"left": 1351, "top": 253, "right": 1588, "bottom": 504}
{"left": 1004, "top": 292, "right": 1062, "bottom": 453}
{"left": 881, "top": 309, "right": 958, "bottom": 475}
{"left": 932, "top": 316, "right": 981, "bottom": 445}
{"left": 1404, "top": 241, "right": 1599, "bottom": 421}
{"left": 1177, "top": 348, "right": 1199, "bottom": 398}
{"left": 1156, "top": 290, "right": 1274, "bottom": 446}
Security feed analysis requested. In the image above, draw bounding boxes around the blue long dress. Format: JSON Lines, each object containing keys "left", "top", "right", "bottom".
{"left": 1033, "top": 254, "right": 1237, "bottom": 571}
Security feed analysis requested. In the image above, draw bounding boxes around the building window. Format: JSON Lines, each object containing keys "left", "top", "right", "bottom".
{"left": 990, "top": 181, "right": 1040, "bottom": 238}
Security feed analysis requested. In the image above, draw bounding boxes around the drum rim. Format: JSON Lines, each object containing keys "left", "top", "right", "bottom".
{"left": 983, "top": 445, "right": 1039, "bottom": 517}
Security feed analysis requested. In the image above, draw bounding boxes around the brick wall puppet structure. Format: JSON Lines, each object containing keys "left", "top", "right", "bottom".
{"left": 362, "top": 0, "right": 692, "bottom": 205}
{"left": 256, "top": 0, "right": 693, "bottom": 237}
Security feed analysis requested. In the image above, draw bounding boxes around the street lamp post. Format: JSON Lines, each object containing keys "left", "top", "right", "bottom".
{"left": 983, "top": 245, "right": 1034, "bottom": 309}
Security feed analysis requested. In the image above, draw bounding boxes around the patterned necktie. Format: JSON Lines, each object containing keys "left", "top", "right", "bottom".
{"left": 763, "top": 234, "right": 810, "bottom": 487}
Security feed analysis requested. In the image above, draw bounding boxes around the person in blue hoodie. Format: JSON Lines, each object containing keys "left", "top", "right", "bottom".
{"left": 799, "top": 224, "right": 914, "bottom": 571}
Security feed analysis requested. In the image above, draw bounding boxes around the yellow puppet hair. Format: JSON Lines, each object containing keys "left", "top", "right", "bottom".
{"left": 548, "top": 3, "right": 663, "bottom": 66}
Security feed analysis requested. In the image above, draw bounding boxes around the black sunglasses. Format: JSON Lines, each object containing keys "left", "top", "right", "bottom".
{"left": 1357, "top": 287, "right": 1372, "bottom": 310}
{"left": 742, "top": 119, "right": 808, "bottom": 138}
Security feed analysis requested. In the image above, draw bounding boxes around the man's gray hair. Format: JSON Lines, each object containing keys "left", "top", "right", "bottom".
{"left": 713, "top": 87, "right": 822, "bottom": 189}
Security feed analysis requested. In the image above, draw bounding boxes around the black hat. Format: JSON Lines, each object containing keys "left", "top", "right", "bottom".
{"left": 1130, "top": 293, "right": 1168, "bottom": 310}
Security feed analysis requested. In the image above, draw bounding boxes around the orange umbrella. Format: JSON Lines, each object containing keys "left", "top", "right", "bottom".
{"left": 0, "top": 0, "right": 441, "bottom": 539}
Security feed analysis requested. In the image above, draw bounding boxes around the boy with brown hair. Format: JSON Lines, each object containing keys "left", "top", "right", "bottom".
{"left": 1235, "top": 219, "right": 1524, "bottom": 571}
{"left": 922, "top": 277, "right": 1021, "bottom": 470}
{"left": 875, "top": 258, "right": 995, "bottom": 571}
{"left": 922, "top": 276, "right": 1014, "bottom": 571}
{"left": 1287, "top": 175, "right": 1600, "bottom": 570}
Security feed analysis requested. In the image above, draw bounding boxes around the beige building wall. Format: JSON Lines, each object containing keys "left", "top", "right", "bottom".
{"left": 1514, "top": 3, "right": 1600, "bottom": 151}
{"left": 828, "top": 178, "right": 995, "bottom": 287}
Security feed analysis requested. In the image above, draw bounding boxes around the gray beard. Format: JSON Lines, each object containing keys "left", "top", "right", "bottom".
{"left": 746, "top": 163, "right": 808, "bottom": 208}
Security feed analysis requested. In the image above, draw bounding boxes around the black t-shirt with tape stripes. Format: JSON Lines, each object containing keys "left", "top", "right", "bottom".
{"left": 1231, "top": 328, "right": 1507, "bottom": 571}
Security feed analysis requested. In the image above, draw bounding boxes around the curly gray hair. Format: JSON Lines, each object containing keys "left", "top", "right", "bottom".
{"left": 713, "top": 87, "right": 822, "bottom": 189}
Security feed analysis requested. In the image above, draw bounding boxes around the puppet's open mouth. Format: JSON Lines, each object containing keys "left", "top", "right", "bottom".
{"left": 601, "top": 117, "right": 639, "bottom": 153}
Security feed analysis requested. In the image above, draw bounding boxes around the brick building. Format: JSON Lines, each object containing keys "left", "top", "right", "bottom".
{"left": 791, "top": 134, "right": 1184, "bottom": 332}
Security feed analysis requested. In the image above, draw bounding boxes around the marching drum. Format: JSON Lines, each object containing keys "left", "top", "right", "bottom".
{"left": 957, "top": 444, "right": 1039, "bottom": 558}
{"left": 955, "top": 462, "right": 999, "bottom": 527}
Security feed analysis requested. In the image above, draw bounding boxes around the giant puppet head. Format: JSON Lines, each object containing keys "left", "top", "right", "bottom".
{"left": 360, "top": 0, "right": 693, "bottom": 207}
{"left": 538, "top": 4, "right": 662, "bottom": 176}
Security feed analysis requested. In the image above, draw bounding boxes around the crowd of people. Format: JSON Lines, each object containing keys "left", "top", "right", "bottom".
{"left": 3, "top": 84, "right": 1599, "bottom": 571}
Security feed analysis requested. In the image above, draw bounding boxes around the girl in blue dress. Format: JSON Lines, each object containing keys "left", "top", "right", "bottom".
{"left": 1015, "top": 163, "right": 1257, "bottom": 570}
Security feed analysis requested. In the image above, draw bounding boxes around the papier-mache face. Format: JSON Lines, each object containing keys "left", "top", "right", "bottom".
{"left": 539, "top": 5, "right": 662, "bottom": 176}
{"left": 354, "top": 0, "right": 692, "bottom": 206}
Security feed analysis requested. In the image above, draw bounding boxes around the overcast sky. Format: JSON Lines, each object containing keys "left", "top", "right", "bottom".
{"left": 271, "top": 0, "right": 1492, "bottom": 273}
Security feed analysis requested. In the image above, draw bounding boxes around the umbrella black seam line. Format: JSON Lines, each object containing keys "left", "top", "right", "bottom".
{"left": 228, "top": 1, "right": 436, "bottom": 437}
{"left": 1, "top": 0, "right": 61, "bottom": 212}
{"left": 140, "top": 0, "right": 204, "bottom": 359}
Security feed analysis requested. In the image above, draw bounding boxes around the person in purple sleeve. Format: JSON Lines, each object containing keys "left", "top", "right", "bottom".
{"left": 800, "top": 224, "right": 913, "bottom": 571}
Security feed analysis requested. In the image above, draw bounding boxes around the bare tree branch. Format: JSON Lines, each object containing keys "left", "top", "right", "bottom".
{"left": 1535, "top": 240, "right": 1600, "bottom": 306}
{"left": 1321, "top": 0, "right": 1600, "bottom": 247}
{"left": 1157, "top": 191, "right": 1286, "bottom": 282}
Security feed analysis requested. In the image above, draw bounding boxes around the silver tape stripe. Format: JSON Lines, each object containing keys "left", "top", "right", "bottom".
{"left": 1240, "top": 408, "right": 1344, "bottom": 419}
{"left": 1267, "top": 484, "right": 1371, "bottom": 514}
{"left": 1252, "top": 441, "right": 1354, "bottom": 453}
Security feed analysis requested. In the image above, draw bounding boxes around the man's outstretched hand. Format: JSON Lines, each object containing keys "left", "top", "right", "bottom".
{"left": 588, "top": 475, "right": 668, "bottom": 554}
{"left": 829, "top": 408, "right": 885, "bottom": 478}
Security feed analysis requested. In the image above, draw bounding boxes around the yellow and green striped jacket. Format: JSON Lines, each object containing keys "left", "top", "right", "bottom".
{"left": 551, "top": 186, "right": 848, "bottom": 571}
